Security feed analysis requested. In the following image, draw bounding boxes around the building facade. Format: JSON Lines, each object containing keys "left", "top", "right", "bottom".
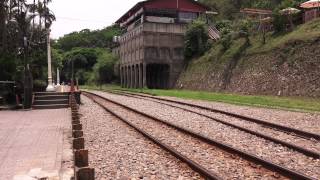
{"left": 113, "top": 0, "right": 209, "bottom": 89}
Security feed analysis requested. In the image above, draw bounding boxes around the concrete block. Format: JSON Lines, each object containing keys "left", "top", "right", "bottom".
{"left": 72, "top": 124, "right": 82, "bottom": 131}
{"left": 72, "top": 120, "right": 80, "bottom": 125}
{"left": 75, "top": 149, "right": 89, "bottom": 167}
{"left": 72, "top": 116, "right": 79, "bottom": 121}
{"left": 73, "top": 138, "right": 85, "bottom": 150}
{"left": 73, "top": 130, "right": 83, "bottom": 138}
{"left": 76, "top": 167, "right": 94, "bottom": 180}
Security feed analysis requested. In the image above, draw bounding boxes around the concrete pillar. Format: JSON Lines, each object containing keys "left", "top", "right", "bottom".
{"left": 46, "top": 30, "right": 54, "bottom": 92}
{"left": 57, "top": 68, "right": 60, "bottom": 86}
{"left": 127, "top": 66, "right": 129, "bottom": 88}
{"left": 120, "top": 67, "right": 123, "bottom": 87}
{"left": 139, "top": 64, "right": 143, "bottom": 88}
{"left": 131, "top": 65, "right": 134, "bottom": 88}
{"left": 127, "top": 66, "right": 130, "bottom": 88}
{"left": 135, "top": 65, "right": 139, "bottom": 88}
{"left": 124, "top": 66, "right": 127, "bottom": 88}
{"left": 143, "top": 63, "right": 147, "bottom": 88}
{"left": 122, "top": 67, "right": 125, "bottom": 88}
{"left": 133, "top": 65, "right": 136, "bottom": 88}
{"left": 136, "top": 65, "right": 140, "bottom": 88}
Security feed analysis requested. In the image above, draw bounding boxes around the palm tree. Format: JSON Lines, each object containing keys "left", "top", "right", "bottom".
{"left": 28, "top": 0, "right": 55, "bottom": 44}
{"left": 43, "top": 0, "right": 55, "bottom": 29}
{"left": 0, "top": 0, "right": 7, "bottom": 52}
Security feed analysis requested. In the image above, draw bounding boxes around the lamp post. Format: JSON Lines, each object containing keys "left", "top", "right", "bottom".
{"left": 22, "top": 34, "right": 34, "bottom": 109}
{"left": 46, "top": 29, "right": 55, "bottom": 91}
{"left": 57, "top": 68, "right": 60, "bottom": 86}
{"left": 70, "top": 58, "right": 75, "bottom": 92}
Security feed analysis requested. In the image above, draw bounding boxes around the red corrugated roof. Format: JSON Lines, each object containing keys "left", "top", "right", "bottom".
{"left": 300, "top": 0, "right": 320, "bottom": 9}
{"left": 116, "top": 0, "right": 210, "bottom": 24}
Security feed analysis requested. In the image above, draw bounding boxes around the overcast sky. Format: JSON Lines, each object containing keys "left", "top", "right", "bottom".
{"left": 48, "top": 0, "right": 141, "bottom": 39}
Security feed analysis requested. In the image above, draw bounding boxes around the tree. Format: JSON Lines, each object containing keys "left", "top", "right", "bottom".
{"left": 92, "top": 51, "right": 118, "bottom": 85}
{"left": 216, "top": 20, "right": 233, "bottom": 50}
{"left": 54, "top": 25, "right": 121, "bottom": 51}
{"left": 238, "top": 19, "right": 251, "bottom": 45}
{"left": 0, "top": 0, "right": 55, "bottom": 87}
{"left": 184, "top": 20, "right": 209, "bottom": 60}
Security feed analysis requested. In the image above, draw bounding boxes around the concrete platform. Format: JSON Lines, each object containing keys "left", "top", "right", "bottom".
{"left": 0, "top": 109, "right": 74, "bottom": 180}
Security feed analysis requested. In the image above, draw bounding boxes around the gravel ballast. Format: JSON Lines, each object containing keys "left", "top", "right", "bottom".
{"left": 91, "top": 94, "right": 286, "bottom": 180}
{"left": 91, "top": 91, "right": 320, "bottom": 179}
{"left": 148, "top": 94, "right": 320, "bottom": 134}
{"left": 79, "top": 95, "right": 203, "bottom": 179}
{"left": 124, "top": 94, "right": 320, "bottom": 153}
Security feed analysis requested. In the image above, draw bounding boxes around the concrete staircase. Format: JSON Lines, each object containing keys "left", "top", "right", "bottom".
{"left": 33, "top": 92, "right": 70, "bottom": 109}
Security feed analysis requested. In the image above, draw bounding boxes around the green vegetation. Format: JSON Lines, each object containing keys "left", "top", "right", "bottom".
{"left": 247, "top": 18, "right": 320, "bottom": 54}
{"left": 53, "top": 26, "right": 121, "bottom": 51}
{"left": 52, "top": 25, "right": 121, "bottom": 85}
{"left": 199, "top": 0, "right": 306, "bottom": 19}
{"left": 0, "top": 0, "right": 55, "bottom": 88}
{"left": 82, "top": 85, "right": 320, "bottom": 112}
{"left": 178, "top": 17, "right": 320, "bottom": 98}
{"left": 184, "top": 20, "right": 210, "bottom": 60}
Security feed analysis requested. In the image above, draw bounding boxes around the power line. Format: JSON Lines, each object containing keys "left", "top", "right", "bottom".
{"left": 56, "top": 16, "right": 115, "bottom": 24}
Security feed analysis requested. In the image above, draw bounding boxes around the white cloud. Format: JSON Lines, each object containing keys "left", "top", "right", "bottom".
{"left": 48, "top": 0, "right": 141, "bottom": 39}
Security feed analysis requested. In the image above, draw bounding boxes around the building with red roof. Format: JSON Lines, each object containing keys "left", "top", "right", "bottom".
{"left": 112, "top": 0, "right": 211, "bottom": 89}
{"left": 300, "top": 0, "right": 320, "bottom": 22}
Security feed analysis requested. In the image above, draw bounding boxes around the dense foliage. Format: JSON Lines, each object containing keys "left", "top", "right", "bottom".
{"left": 184, "top": 20, "right": 210, "bottom": 60}
{"left": 0, "top": 0, "right": 55, "bottom": 90}
{"left": 53, "top": 25, "right": 121, "bottom": 85}
{"left": 53, "top": 26, "right": 121, "bottom": 51}
{"left": 199, "top": 0, "right": 306, "bottom": 19}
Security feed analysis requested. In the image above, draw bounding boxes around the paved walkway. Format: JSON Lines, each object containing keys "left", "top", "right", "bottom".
{"left": 0, "top": 109, "right": 73, "bottom": 180}
{"left": 55, "top": 85, "right": 70, "bottom": 93}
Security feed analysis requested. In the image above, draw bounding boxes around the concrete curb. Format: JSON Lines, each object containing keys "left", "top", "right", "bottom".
{"left": 70, "top": 94, "right": 95, "bottom": 180}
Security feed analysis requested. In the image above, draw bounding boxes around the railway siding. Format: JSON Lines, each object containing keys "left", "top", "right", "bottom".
{"left": 90, "top": 90, "right": 320, "bottom": 179}
{"left": 79, "top": 95, "right": 203, "bottom": 179}
{"left": 117, "top": 92, "right": 320, "bottom": 154}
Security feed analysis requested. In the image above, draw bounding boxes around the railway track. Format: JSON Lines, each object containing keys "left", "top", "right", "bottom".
{"left": 106, "top": 90, "right": 320, "bottom": 159}
{"left": 113, "top": 90, "right": 320, "bottom": 140}
{"left": 83, "top": 91, "right": 316, "bottom": 180}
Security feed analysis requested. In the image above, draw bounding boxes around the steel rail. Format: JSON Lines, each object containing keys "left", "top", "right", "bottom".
{"left": 84, "top": 92, "right": 222, "bottom": 180}
{"left": 113, "top": 90, "right": 320, "bottom": 141}
{"left": 109, "top": 91, "right": 320, "bottom": 158}
{"left": 83, "top": 91, "right": 316, "bottom": 180}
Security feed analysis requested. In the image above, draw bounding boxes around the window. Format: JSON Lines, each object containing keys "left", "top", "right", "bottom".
{"left": 179, "top": 12, "right": 197, "bottom": 22}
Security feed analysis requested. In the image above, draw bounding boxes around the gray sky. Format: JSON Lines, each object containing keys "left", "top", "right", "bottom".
{"left": 49, "top": 0, "right": 141, "bottom": 39}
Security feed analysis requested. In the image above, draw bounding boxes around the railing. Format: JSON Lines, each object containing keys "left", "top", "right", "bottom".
{"left": 208, "top": 26, "right": 220, "bottom": 40}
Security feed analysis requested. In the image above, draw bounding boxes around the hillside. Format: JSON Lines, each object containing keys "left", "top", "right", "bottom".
{"left": 177, "top": 18, "right": 320, "bottom": 97}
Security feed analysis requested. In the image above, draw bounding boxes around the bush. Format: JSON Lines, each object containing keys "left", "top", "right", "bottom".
{"left": 33, "top": 79, "right": 47, "bottom": 92}
{"left": 215, "top": 20, "right": 232, "bottom": 32}
{"left": 184, "top": 20, "right": 210, "bottom": 60}
{"left": 92, "top": 51, "right": 118, "bottom": 85}
{"left": 220, "top": 33, "right": 233, "bottom": 50}
{"left": 237, "top": 19, "right": 252, "bottom": 45}
{"left": 273, "top": 10, "right": 287, "bottom": 33}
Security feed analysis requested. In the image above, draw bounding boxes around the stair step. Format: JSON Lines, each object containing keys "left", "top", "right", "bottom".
{"left": 35, "top": 92, "right": 70, "bottom": 96}
{"left": 32, "top": 92, "right": 71, "bottom": 109}
{"left": 32, "top": 104, "right": 70, "bottom": 110}
{"left": 33, "top": 99, "right": 69, "bottom": 105}
{"left": 35, "top": 95, "right": 69, "bottom": 100}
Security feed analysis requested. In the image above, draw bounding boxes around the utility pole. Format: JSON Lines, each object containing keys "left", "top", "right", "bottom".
{"left": 46, "top": 29, "right": 54, "bottom": 91}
